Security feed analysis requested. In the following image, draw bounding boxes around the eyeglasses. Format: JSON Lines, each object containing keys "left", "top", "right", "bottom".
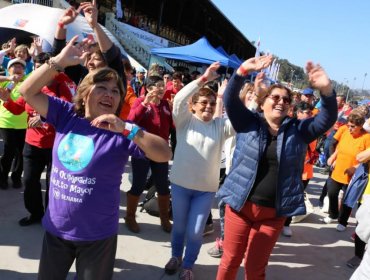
{"left": 268, "top": 94, "right": 291, "bottom": 105}
{"left": 195, "top": 101, "right": 217, "bottom": 107}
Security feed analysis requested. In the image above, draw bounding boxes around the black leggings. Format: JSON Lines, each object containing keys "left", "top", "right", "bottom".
{"left": 0, "top": 128, "right": 26, "bottom": 181}
{"left": 327, "top": 177, "right": 347, "bottom": 219}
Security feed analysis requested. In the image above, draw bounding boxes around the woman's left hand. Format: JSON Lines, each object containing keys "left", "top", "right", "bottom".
{"left": 80, "top": 1, "right": 98, "bottom": 29}
{"left": 217, "top": 79, "right": 228, "bottom": 98}
{"left": 90, "top": 114, "right": 125, "bottom": 133}
{"left": 306, "top": 61, "right": 332, "bottom": 95}
{"left": 254, "top": 72, "right": 268, "bottom": 100}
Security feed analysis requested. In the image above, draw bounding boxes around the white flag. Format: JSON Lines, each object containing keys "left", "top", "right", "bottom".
{"left": 255, "top": 36, "right": 260, "bottom": 58}
{"left": 116, "top": 0, "right": 123, "bottom": 19}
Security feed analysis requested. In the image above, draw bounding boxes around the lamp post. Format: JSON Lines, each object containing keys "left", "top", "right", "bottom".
{"left": 290, "top": 69, "right": 295, "bottom": 88}
{"left": 346, "top": 77, "right": 356, "bottom": 102}
{"left": 362, "top": 73, "right": 368, "bottom": 94}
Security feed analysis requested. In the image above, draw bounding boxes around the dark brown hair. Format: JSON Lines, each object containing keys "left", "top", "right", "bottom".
{"left": 348, "top": 111, "right": 366, "bottom": 126}
{"left": 263, "top": 84, "right": 293, "bottom": 104}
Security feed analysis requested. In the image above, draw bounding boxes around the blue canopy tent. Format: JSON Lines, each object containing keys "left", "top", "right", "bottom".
{"left": 216, "top": 46, "right": 240, "bottom": 69}
{"left": 230, "top": 54, "right": 243, "bottom": 66}
{"left": 151, "top": 37, "right": 234, "bottom": 67}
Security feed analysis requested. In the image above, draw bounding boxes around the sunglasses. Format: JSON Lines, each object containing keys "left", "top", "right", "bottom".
{"left": 268, "top": 94, "right": 291, "bottom": 105}
{"left": 195, "top": 101, "right": 217, "bottom": 107}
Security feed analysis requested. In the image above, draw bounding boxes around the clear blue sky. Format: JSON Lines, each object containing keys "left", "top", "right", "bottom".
{"left": 212, "top": 0, "right": 370, "bottom": 90}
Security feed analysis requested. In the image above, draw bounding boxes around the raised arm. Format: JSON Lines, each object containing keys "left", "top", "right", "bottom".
{"left": 53, "top": 6, "right": 80, "bottom": 54}
{"left": 224, "top": 55, "right": 273, "bottom": 132}
{"left": 214, "top": 79, "right": 227, "bottom": 118}
{"left": 298, "top": 62, "right": 337, "bottom": 143}
{"left": 80, "top": 1, "right": 112, "bottom": 53}
{"left": 19, "top": 36, "right": 88, "bottom": 118}
{"left": 173, "top": 62, "right": 220, "bottom": 126}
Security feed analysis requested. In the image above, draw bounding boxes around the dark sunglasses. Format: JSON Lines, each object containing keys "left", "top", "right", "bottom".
{"left": 268, "top": 94, "right": 291, "bottom": 105}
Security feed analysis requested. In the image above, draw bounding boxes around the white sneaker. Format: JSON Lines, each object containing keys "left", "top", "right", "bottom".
{"left": 322, "top": 217, "right": 333, "bottom": 224}
{"left": 282, "top": 226, "right": 292, "bottom": 237}
{"left": 336, "top": 224, "right": 346, "bottom": 232}
{"left": 322, "top": 196, "right": 329, "bottom": 213}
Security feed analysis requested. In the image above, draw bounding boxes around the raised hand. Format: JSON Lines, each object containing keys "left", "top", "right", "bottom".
{"left": 80, "top": 1, "right": 98, "bottom": 29}
{"left": 90, "top": 114, "right": 125, "bottom": 133}
{"left": 201, "top": 61, "right": 220, "bottom": 82}
{"left": 59, "top": 6, "right": 80, "bottom": 25}
{"left": 306, "top": 61, "right": 332, "bottom": 95}
{"left": 254, "top": 72, "right": 268, "bottom": 99}
{"left": 53, "top": 35, "right": 89, "bottom": 69}
{"left": 239, "top": 55, "right": 273, "bottom": 75}
{"left": 34, "top": 37, "right": 43, "bottom": 53}
{"left": 217, "top": 79, "right": 228, "bottom": 98}
{"left": 7, "top": 38, "right": 16, "bottom": 52}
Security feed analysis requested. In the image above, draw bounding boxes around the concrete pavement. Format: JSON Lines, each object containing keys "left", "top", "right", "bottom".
{"left": 0, "top": 162, "right": 358, "bottom": 280}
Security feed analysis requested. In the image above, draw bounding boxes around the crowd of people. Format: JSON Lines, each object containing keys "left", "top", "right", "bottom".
{"left": 1, "top": 2, "right": 370, "bottom": 280}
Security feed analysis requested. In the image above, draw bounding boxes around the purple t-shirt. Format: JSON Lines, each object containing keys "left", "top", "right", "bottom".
{"left": 43, "top": 96, "right": 142, "bottom": 241}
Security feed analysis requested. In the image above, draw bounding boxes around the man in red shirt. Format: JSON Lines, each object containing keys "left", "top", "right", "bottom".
{"left": 163, "top": 72, "right": 183, "bottom": 101}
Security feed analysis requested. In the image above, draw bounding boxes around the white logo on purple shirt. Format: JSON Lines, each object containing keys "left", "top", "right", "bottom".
{"left": 57, "top": 133, "right": 94, "bottom": 172}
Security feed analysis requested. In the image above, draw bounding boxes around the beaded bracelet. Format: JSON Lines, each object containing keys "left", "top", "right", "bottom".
{"left": 47, "top": 58, "right": 64, "bottom": 73}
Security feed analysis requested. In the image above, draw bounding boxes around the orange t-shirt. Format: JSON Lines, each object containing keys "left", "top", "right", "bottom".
{"left": 119, "top": 84, "right": 137, "bottom": 120}
{"left": 331, "top": 125, "right": 370, "bottom": 184}
{"left": 302, "top": 140, "right": 317, "bottom": 180}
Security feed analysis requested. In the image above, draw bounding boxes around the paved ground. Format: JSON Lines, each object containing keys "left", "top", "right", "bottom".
{"left": 0, "top": 157, "right": 358, "bottom": 279}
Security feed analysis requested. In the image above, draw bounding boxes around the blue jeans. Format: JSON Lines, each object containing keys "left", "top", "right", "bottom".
{"left": 171, "top": 184, "right": 215, "bottom": 269}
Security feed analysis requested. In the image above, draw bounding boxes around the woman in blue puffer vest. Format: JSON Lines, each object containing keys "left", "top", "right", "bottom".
{"left": 216, "top": 55, "right": 338, "bottom": 280}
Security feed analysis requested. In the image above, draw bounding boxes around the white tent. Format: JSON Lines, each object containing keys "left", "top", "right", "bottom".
{"left": 0, "top": 3, "right": 128, "bottom": 56}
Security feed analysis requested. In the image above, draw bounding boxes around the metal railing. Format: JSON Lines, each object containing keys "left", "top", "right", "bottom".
{"left": 105, "top": 13, "right": 151, "bottom": 68}
{"left": 11, "top": 0, "right": 53, "bottom": 7}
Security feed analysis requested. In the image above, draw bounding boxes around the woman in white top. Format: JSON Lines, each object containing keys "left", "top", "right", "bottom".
{"left": 164, "top": 62, "right": 235, "bottom": 280}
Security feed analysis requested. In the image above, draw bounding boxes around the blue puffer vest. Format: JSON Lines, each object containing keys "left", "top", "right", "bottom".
{"left": 217, "top": 114, "right": 308, "bottom": 217}
{"left": 344, "top": 162, "right": 369, "bottom": 208}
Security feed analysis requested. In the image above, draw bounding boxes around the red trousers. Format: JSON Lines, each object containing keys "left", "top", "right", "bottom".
{"left": 216, "top": 201, "right": 286, "bottom": 280}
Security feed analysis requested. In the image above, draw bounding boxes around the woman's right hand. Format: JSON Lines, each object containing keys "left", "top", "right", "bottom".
{"left": 90, "top": 114, "right": 126, "bottom": 133}
{"left": 53, "top": 35, "right": 89, "bottom": 69}
{"left": 201, "top": 61, "right": 221, "bottom": 82}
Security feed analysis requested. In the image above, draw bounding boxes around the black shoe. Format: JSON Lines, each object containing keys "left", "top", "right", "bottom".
{"left": 18, "top": 216, "right": 42, "bottom": 226}
{"left": 0, "top": 180, "right": 8, "bottom": 190}
{"left": 11, "top": 178, "right": 23, "bottom": 189}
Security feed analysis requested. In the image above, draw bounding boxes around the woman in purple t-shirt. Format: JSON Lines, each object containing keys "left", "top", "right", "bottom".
{"left": 19, "top": 36, "right": 172, "bottom": 280}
